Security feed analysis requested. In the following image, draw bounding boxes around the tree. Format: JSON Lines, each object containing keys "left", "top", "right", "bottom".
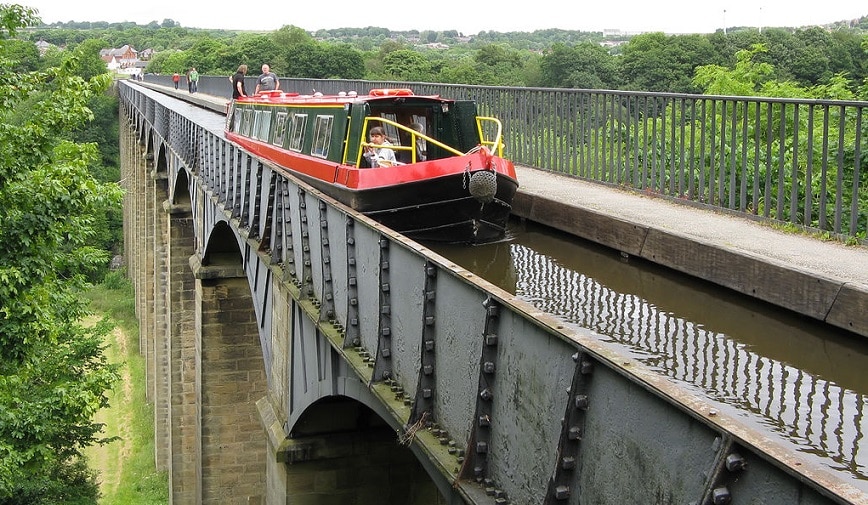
{"left": 1, "top": 38, "right": 38, "bottom": 72}
{"left": 382, "top": 49, "right": 431, "bottom": 82}
{"left": 282, "top": 42, "right": 365, "bottom": 80}
{"left": 69, "top": 38, "right": 111, "bottom": 81}
{"left": 0, "top": 5, "right": 121, "bottom": 500}
{"left": 692, "top": 43, "right": 774, "bottom": 96}
{"left": 619, "top": 33, "right": 715, "bottom": 93}
{"left": 539, "top": 42, "right": 618, "bottom": 89}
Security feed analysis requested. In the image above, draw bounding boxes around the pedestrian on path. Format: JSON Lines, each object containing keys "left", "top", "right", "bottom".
{"left": 188, "top": 67, "right": 199, "bottom": 93}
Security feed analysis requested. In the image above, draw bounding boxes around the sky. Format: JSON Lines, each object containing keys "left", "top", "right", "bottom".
{"left": 19, "top": 0, "right": 867, "bottom": 35}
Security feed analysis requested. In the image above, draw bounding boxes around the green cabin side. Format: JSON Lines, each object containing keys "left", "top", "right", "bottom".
{"left": 227, "top": 97, "right": 484, "bottom": 166}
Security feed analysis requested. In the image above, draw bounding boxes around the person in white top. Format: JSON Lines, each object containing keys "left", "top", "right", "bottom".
{"left": 364, "top": 127, "right": 397, "bottom": 167}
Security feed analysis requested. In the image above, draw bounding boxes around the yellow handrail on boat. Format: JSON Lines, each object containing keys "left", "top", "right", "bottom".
{"left": 354, "top": 116, "right": 465, "bottom": 167}
{"left": 475, "top": 116, "right": 505, "bottom": 157}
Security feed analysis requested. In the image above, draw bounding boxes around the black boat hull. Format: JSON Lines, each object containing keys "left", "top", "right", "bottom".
{"left": 297, "top": 170, "right": 518, "bottom": 244}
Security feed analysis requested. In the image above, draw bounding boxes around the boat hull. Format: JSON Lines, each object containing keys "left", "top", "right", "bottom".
{"left": 298, "top": 168, "right": 518, "bottom": 244}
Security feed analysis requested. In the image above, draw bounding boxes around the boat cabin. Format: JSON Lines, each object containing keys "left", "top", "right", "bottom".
{"left": 225, "top": 88, "right": 504, "bottom": 169}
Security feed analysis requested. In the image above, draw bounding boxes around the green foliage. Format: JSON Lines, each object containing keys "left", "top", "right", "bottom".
{"left": 539, "top": 42, "right": 618, "bottom": 89}
{"left": 1, "top": 38, "right": 38, "bottom": 72}
{"left": 693, "top": 44, "right": 774, "bottom": 96}
{"left": 2, "top": 457, "right": 99, "bottom": 504}
{"left": 282, "top": 42, "right": 364, "bottom": 80}
{"left": 17, "top": 14, "right": 868, "bottom": 92}
{"left": 382, "top": 48, "right": 431, "bottom": 81}
{"left": 620, "top": 33, "right": 715, "bottom": 93}
{"left": 70, "top": 38, "right": 111, "bottom": 80}
{"left": 0, "top": 4, "right": 122, "bottom": 500}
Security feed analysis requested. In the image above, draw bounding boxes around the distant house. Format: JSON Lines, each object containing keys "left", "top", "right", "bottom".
{"left": 34, "top": 39, "right": 53, "bottom": 56}
{"left": 102, "top": 54, "right": 121, "bottom": 72}
{"left": 100, "top": 44, "right": 140, "bottom": 75}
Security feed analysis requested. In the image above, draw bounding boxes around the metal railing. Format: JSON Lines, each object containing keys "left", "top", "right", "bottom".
{"left": 142, "top": 74, "right": 868, "bottom": 242}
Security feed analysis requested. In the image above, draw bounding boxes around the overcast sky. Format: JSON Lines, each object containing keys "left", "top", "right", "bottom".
{"left": 20, "top": 0, "right": 866, "bottom": 35}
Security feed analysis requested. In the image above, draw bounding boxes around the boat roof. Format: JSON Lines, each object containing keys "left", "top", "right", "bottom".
{"left": 235, "top": 88, "right": 451, "bottom": 106}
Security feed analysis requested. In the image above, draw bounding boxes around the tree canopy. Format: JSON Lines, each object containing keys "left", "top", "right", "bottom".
{"left": 1, "top": 4, "right": 122, "bottom": 501}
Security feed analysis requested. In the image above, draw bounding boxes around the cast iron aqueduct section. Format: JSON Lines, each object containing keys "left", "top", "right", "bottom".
{"left": 119, "top": 80, "right": 863, "bottom": 504}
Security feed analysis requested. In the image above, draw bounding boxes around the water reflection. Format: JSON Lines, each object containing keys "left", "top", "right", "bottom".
{"left": 429, "top": 218, "right": 868, "bottom": 485}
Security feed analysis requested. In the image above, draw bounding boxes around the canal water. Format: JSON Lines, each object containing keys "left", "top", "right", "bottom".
{"left": 428, "top": 217, "right": 868, "bottom": 490}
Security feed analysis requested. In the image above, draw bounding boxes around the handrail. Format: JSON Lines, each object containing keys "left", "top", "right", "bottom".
{"left": 475, "top": 116, "right": 505, "bottom": 157}
{"left": 356, "top": 116, "right": 464, "bottom": 166}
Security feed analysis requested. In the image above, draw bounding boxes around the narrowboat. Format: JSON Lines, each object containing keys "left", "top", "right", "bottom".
{"left": 224, "top": 88, "right": 518, "bottom": 244}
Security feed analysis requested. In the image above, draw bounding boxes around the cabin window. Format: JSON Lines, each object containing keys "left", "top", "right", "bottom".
{"left": 231, "top": 107, "right": 243, "bottom": 133}
{"left": 311, "top": 115, "right": 334, "bottom": 158}
{"left": 253, "top": 110, "right": 272, "bottom": 141}
{"left": 288, "top": 113, "right": 308, "bottom": 152}
{"left": 240, "top": 108, "right": 254, "bottom": 137}
{"left": 272, "top": 112, "right": 289, "bottom": 147}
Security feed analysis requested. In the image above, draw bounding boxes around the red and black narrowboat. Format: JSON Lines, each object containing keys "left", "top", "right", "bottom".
{"left": 224, "top": 87, "right": 518, "bottom": 244}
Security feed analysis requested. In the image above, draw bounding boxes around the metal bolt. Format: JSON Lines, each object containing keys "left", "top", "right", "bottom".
{"left": 476, "top": 442, "right": 488, "bottom": 454}
{"left": 711, "top": 487, "right": 731, "bottom": 505}
{"left": 480, "top": 388, "right": 493, "bottom": 401}
{"left": 554, "top": 486, "right": 570, "bottom": 500}
{"left": 575, "top": 395, "right": 589, "bottom": 410}
{"left": 725, "top": 453, "right": 746, "bottom": 472}
{"left": 483, "top": 361, "right": 496, "bottom": 374}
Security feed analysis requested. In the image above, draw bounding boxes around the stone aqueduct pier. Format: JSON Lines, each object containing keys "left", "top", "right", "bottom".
{"left": 118, "top": 81, "right": 862, "bottom": 504}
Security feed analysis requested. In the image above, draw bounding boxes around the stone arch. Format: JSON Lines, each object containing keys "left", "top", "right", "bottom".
{"left": 154, "top": 140, "right": 169, "bottom": 174}
{"left": 202, "top": 220, "right": 242, "bottom": 266}
{"left": 283, "top": 395, "right": 450, "bottom": 505}
{"left": 171, "top": 166, "right": 191, "bottom": 208}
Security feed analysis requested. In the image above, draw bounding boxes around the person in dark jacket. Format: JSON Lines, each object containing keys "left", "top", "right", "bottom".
{"left": 230, "top": 64, "right": 248, "bottom": 99}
